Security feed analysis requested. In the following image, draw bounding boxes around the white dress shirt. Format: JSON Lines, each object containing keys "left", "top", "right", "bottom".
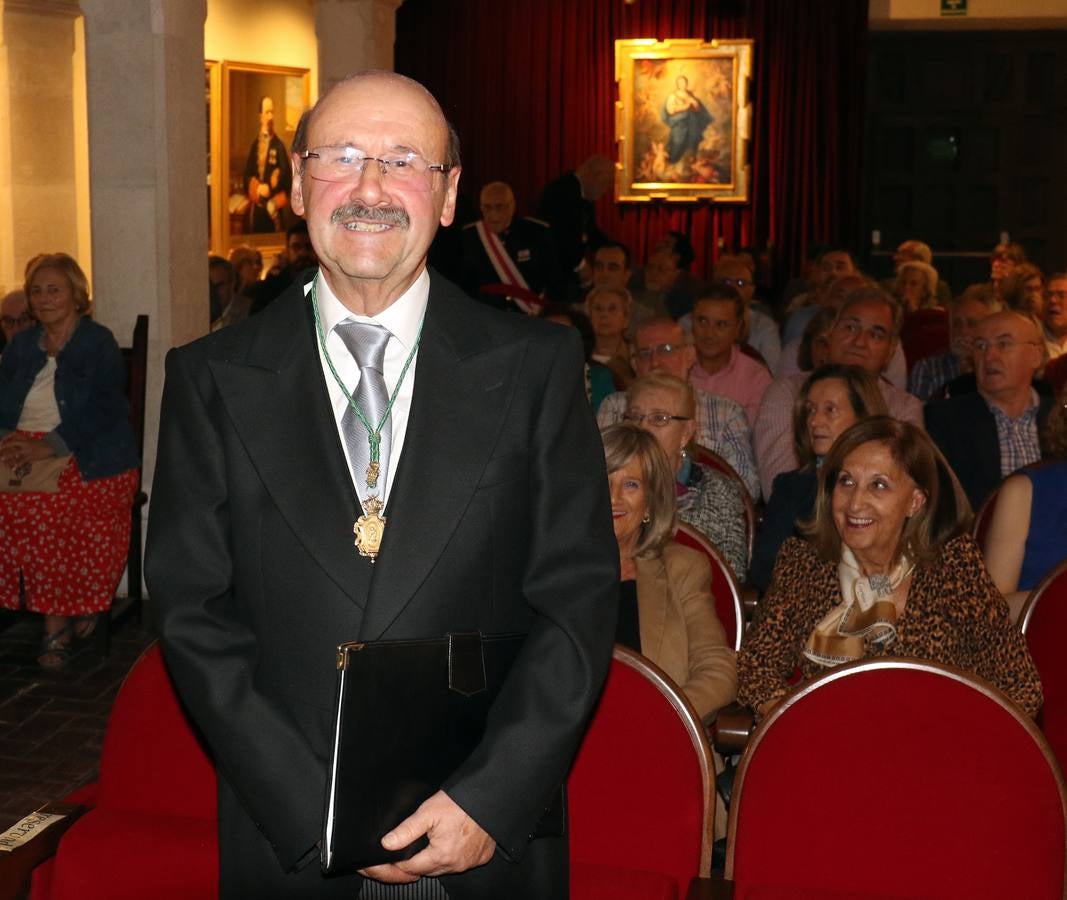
{"left": 310, "top": 267, "right": 429, "bottom": 507}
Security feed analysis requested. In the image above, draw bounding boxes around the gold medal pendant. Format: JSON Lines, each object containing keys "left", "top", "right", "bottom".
{"left": 353, "top": 496, "right": 386, "bottom": 561}
{"left": 365, "top": 461, "right": 380, "bottom": 489}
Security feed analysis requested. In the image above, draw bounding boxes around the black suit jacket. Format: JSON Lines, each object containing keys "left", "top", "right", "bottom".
{"left": 458, "top": 217, "right": 570, "bottom": 302}
{"left": 536, "top": 171, "right": 605, "bottom": 274}
{"left": 145, "top": 273, "right": 618, "bottom": 898}
{"left": 925, "top": 391, "right": 1054, "bottom": 511}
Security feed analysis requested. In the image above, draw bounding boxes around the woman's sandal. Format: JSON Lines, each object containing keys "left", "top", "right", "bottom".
{"left": 73, "top": 614, "right": 99, "bottom": 640}
{"left": 38, "top": 625, "right": 74, "bottom": 669}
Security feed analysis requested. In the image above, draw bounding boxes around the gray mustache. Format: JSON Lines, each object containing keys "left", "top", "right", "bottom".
{"left": 331, "top": 204, "right": 410, "bottom": 228}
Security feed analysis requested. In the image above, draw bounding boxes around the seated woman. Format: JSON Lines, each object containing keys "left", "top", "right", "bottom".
{"left": 542, "top": 304, "right": 615, "bottom": 413}
{"left": 750, "top": 365, "right": 887, "bottom": 593}
{"left": 586, "top": 286, "right": 635, "bottom": 389}
{"left": 984, "top": 389, "right": 1067, "bottom": 621}
{"left": 0, "top": 253, "right": 140, "bottom": 668}
{"left": 622, "top": 372, "right": 748, "bottom": 582}
{"left": 892, "top": 260, "right": 940, "bottom": 313}
{"left": 601, "top": 422, "right": 736, "bottom": 725}
{"left": 738, "top": 416, "right": 1041, "bottom": 718}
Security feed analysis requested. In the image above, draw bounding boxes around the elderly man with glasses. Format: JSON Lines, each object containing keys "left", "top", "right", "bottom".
{"left": 596, "top": 316, "right": 759, "bottom": 499}
{"left": 926, "top": 309, "right": 1054, "bottom": 510}
{"left": 0, "top": 290, "right": 32, "bottom": 354}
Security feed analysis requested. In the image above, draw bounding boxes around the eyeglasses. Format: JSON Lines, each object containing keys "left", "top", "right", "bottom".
{"left": 719, "top": 277, "right": 751, "bottom": 289}
{"left": 300, "top": 145, "right": 452, "bottom": 190}
{"left": 622, "top": 411, "right": 692, "bottom": 428}
{"left": 973, "top": 337, "right": 1043, "bottom": 354}
{"left": 1, "top": 314, "right": 32, "bottom": 328}
{"left": 631, "top": 342, "right": 686, "bottom": 363}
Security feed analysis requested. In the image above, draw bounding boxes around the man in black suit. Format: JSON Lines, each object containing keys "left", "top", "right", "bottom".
{"left": 926, "top": 310, "right": 1052, "bottom": 510}
{"left": 145, "top": 70, "right": 617, "bottom": 899}
{"left": 536, "top": 154, "right": 613, "bottom": 290}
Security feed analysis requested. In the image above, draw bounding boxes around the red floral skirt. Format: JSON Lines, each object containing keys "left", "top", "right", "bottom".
{"left": 0, "top": 436, "right": 138, "bottom": 616}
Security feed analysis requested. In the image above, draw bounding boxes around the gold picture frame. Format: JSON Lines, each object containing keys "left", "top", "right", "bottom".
{"left": 213, "top": 61, "right": 311, "bottom": 259}
{"left": 614, "top": 38, "right": 753, "bottom": 203}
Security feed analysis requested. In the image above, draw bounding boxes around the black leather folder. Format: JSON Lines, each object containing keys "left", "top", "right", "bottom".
{"left": 321, "top": 631, "right": 529, "bottom": 874}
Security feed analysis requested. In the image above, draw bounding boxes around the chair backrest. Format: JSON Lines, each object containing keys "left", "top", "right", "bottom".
{"left": 95, "top": 642, "right": 217, "bottom": 819}
{"left": 569, "top": 646, "right": 715, "bottom": 889}
{"left": 726, "top": 659, "right": 1067, "bottom": 898}
{"left": 1046, "top": 353, "right": 1067, "bottom": 397}
{"left": 972, "top": 480, "right": 1000, "bottom": 551}
{"left": 900, "top": 306, "right": 950, "bottom": 371}
{"left": 673, "top": 521, "right": 743, "bottom": 651}
{"left": 691, "top": 443, "right": 756, "bottom": 565}
{"left": 1021, "top": 559, "right": 1067, "bottom": 770}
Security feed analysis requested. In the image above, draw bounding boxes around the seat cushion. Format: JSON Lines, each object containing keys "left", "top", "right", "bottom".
{"left": 46, "top": 807, "right": 217, "bottom": 899}
{"left": 571, "top": 861, "right": 678, "bottom": 900}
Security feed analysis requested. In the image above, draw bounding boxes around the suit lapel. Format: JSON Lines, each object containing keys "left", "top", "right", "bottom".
{"left": 359, "top": 280, "right": 519, "bottom": 638}
{"left": 209, "top": 284, "right": 369, "bottom": 603}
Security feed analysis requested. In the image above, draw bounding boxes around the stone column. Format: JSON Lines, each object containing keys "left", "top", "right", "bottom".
{"left": 80, "top": 0, "right": 208, "bottom": 553}
{"left": 315, "top": 0, "right": 402, "bottom": 94}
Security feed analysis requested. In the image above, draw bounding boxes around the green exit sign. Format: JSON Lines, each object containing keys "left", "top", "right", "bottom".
{"left": 941, "top": 0, "right": 968, "bottom": 15}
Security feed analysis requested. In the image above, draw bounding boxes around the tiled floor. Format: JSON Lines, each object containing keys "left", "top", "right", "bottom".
{"left": 0, "top": 607, "right": 156, "bottom": 829}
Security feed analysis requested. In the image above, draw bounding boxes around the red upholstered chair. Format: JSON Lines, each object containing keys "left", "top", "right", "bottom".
{"left": 29, "top": 642, "right": 218, "bottom": 900}
{"left": 1046, "top": 353, "right": 1067, "bottom": 396}
{"left": 690, "top": 444, "right": 756, "bottom": 567}
{"left": 569, "top": 646, "right": 715, "bottom": 900}
{"left": 673, "top": 521, "right": 743, "bottom": 651}
{"left": 900, "top": 306, "right": 950, "bottom": 372}
{"left": 724, "top": 659, "right": 1067, "bottom": 899}
{"left": 1021, "top": 559, "right": 1067, "bottom": 770}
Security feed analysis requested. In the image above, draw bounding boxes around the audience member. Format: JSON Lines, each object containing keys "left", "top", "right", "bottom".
{"left": 796, "top": 306, "right": 836, "bottom": 372}
{"left": 600, "top": 422, "right": 737, "bottom": 724}
{"left": 688, "top": 284, "right": 772, "bottom": 426}
{"left": 586, "top": 286, "right": 635, "bottom": 388}
{"left": 623, "top": 374, "right": 748, "bottom": 581}
{"left": 738, "top": 417, "right": 1040, "bottom": 719}
{"left": 1000, "top": 263, "right": 1045, "bottom": 316}
{"left": 536, "top": 154, "right": 613, "bottom": 289}
{"left": 1, "top": 289, "right": 32, "bottom": 354}
{"left": 591, "top": 242, "right": 652, "bottom": 330}
{"left": 990, "top": 241, "right": 1027, "bottom": 303}
{"left": 983, "top": 387, "right": 1067, "bottom": 622}
{"left": 782, "top": 247, "right": 859, "bottom": 342}
{"left": 248, "top": 221, "right": 317, "bottom": 314}
{"left": 926, "top": 310, "right": 1053, "bottom": 510}
{"left": 542, "top": 305, "right": 615, "bottom": 412}
{"left": 212, "top": 246, "right": 263, "bottom": 331}
{"left": 907, "top": 284, "right": 999, "bottom": 402}
{"left": 893, "top": 260, "right": 940, "bottom": 312}
{"left": 597, "top": 317, "right": 759, "bottom": 499}
{"left": 208, "top": 255, "right": 234, "bottom": 324}
{"left": 458, "top": 180, "right": 567, "bottom": 306}
{"left": 0, "top": 253, "right": 139, "bottom": 668}
{"left": 886, "top": 239, "right": 952, "bottom": 306}
{"left": 632, "top": 231, "right": 703, "bottom": 319}
{"left": 754, "top": 287, "right": 922, "bottom": 499}
{"left": 749, "top": 365, "right": 887, "bottom": 593}
{"left": 710, "top": 256, "right": 780, "bottom": 370}
{"left": 1043, "top": 272, "right": 1067, "bottom": 359}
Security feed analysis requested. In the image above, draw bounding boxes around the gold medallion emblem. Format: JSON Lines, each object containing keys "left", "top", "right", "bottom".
{"left": 353, "top": 496, "right": 386, "bottom": 561}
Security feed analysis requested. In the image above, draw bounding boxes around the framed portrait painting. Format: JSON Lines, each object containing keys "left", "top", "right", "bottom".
{"left": 614, "top": 38, "right": 753, "bottom": 203}
{"left": 216, "top": 61, "right": 310, "bottom": 257}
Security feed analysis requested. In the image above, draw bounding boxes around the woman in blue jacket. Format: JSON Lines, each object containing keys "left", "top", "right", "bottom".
{"left": 0, "top": 253, "right": 139, "bottom": 667}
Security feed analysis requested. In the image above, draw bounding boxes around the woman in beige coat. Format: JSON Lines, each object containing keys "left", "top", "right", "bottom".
{"left": 601, "top": 422, "right": 737, "bottom": 725}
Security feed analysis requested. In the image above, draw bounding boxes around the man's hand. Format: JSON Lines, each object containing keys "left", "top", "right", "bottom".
{"left": 357, "top": 790, "right": 495, "bottom": 884}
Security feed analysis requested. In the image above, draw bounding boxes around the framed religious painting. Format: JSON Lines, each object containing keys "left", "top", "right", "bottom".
{"left": 614, "top": 38, "right": 753, "bottom": 203}
{"left": 218, "top": 62, "right": 311, "bottom": 258}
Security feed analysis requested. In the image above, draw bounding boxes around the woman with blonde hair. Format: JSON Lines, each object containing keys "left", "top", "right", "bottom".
{"left": 0, "top": 253, "right": 139, "bottom": 667}
{"left": 601, "top": 422, "right": 736, "bottom": 726}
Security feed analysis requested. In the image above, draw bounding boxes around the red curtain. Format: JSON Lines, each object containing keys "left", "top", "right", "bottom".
{"left": 396, "top": 0, "right": 868, "bottom": 282}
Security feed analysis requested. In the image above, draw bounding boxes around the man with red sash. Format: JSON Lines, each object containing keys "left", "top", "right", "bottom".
{"left": 459, "top": 181, "right": 569, "bottom": 312}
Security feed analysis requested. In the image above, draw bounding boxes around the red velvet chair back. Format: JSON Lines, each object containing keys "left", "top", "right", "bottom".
{"left": 726, "top": 659, "right": 1067, "bottom": 899}
{"left": 691, "top": 443, "right": 755, "bottom": 565}
{"left": 1046, "top": 353, "right": 1067, "bottom": 396}
{"left": 900, "top": 307, "right": 950, "bottom": 371}
{"left": 95, "top": 643, "right": 216, "bottom": 816}
{"left": 569, "top": 647, "right": 715, "bottom": 900}
{"left": 673, "top": 521, "right": 743, "bottom": 650}
{"left": 1021, "top": 559, "right": 1067, "bottom": 771}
